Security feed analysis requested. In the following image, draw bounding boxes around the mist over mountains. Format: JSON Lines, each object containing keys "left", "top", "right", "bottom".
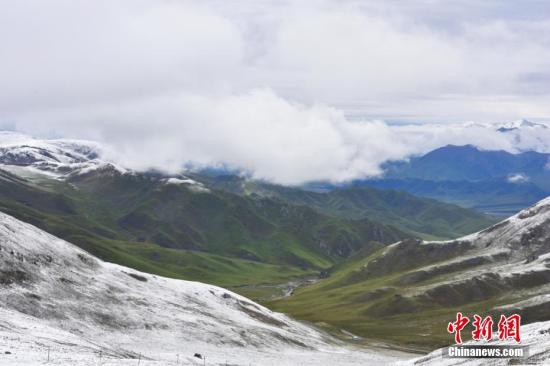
{"left": 2, "top": 126, "right": 549, "bottom": 219}
{"left": 3, "top": 118, "right": 550, "bottom": 186}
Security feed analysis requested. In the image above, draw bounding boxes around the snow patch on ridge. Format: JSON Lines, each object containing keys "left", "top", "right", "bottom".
{"left": 163, "top": 177, "right": 210, "bottom": 192}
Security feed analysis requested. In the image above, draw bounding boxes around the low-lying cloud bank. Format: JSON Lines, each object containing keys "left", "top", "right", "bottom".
{"left": 9, "top": 89, "right": 550, "bottom": 185}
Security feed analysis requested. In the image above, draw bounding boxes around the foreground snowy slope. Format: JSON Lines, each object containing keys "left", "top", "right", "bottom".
{"left": 0, "top": 211, "right": 408, "bottom": 365}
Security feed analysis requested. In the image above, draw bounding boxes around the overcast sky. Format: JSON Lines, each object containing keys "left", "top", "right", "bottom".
{"left": 1, "top": 0, "right": 550, "bottom": 183}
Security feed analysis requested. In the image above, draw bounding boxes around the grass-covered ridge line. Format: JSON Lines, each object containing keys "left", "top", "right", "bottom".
{"left": 0, "top": 168, "right": 403, "bottom": 287}
{"left": 269, "top": 231, "right": 550, "bottom": 350}
{"left": 193, "top": 173, "right": 498, "bottom": 240}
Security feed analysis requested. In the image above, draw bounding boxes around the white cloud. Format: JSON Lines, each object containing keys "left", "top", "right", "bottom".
{"left": 11, "top": 88, "right": 550, "bottom": 185}
{"left": 10, "top": 89, "right": 409, "bottom": 184}
{"left": 1, "top": 0, "right": 550, "bottom": 184}
{"left": 1, "top": 0, "right": 550, "bottom": 120}
{"left": 0, "top": 0, "right": 245, "bottom": 113}
{"left": 507, "top": 173, "right": 529, "bottom": 183}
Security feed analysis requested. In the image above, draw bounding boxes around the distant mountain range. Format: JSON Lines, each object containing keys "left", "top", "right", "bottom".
{"left": 296, "top": 120, "right": 550, "bottom": 216}
{"left": 383, "top": 144, "right": 550, "bottom": 186}
{"left": 362, "top": 177, "right": 548, "bottom": 216}
{"left": 196, "top": 174, "right": 495, "bottom": 240}
{"left": 351, "top": 144, "right": 550, "bottom": 216}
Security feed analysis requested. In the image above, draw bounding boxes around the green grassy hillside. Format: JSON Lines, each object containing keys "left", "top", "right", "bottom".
{"left": 269, "top": 242, "right": 468, "bottom": 350}
{"left": 0, "top": 169, "right": 405, "bottom": 287}
{"left": 196, "top": 174, "right": 497, "bottom": 240}
{"left": 359, "top": 178, "right": 549, "bottom": 216}
{"left": 269, "top": 232, "right": 550, "bottom": 350}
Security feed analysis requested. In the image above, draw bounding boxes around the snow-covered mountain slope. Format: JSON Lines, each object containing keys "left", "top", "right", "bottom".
{"left": 0, "top": 131, "right": 114, "bottom": 179}
{"left": 0, "top": 131, "right": 210, "bottom": 189}
{"left": 0, "top": 211, "right": 409, "bottom": 365}
{"left": 370, "top": 196, "right": 550, "bottom": 312}
{"left": 497, "top": 118, "right": 548, "bottom": 132}
{"left": 343, "top": 195, "right": 550, "bottom": 327}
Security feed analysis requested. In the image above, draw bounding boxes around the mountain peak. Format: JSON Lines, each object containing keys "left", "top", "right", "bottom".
{"left": 436, "top": 144, "right": 479, "bottom": 152}
{"left": 0, "top": 131, "right": 109, "bottom": 179}
{"left": 497, "top": 119, "right": 548, "bottom": 132}
{"left": 420, "top": 144, "right": 482, "bottom": 159}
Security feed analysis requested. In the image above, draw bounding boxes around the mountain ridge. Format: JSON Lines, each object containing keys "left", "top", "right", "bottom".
{"left": 271, "top": 195, "right": 550, "bottom": 349}
{"left": 193, "top": 174, "right": 496, "bottom": 240}
{"left": 383, "top": 144, "right": 550, "bottom": 185}
{"left": 352, "top": 144, "right": 550, "bottom": 215}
